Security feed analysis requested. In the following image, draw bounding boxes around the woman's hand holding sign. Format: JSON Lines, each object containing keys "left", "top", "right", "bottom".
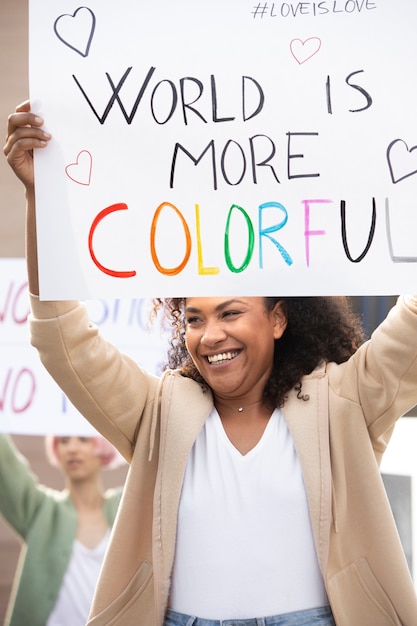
{"left": 4, "top": 101, "right": 51, "bottom": 189}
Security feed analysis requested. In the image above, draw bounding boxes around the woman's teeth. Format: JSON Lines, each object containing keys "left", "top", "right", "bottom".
{"left": 207, "top": 351, "right": 238, "bottom": 364}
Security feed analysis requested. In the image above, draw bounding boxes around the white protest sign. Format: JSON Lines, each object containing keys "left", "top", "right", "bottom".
{"left": 29, "top": 0, "right": 417, "bottom": 299}
{"left": 0, "top": 258, "right": 167, "bottom": 435}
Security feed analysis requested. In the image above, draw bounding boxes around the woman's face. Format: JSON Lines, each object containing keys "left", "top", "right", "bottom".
{"left": 184, "top": 297, "right": 287, "bottom": 404}
{"left": 55, "top": 436, "right": 102, "bottom": 481}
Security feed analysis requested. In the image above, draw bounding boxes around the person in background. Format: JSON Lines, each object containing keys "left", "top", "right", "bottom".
{"left": 4, "top": 100, "right": 417, "bottom": 626}
{"left": 0, "top": 433, "right": 124, "bottom": 626}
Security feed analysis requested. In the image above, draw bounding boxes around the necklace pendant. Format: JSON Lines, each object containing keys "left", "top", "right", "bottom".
{"left": 238, "top": 407, "right": 243, "bottom": 412}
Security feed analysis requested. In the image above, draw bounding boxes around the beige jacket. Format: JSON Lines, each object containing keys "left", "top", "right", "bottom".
{"left": 29, "top": 294, "right": 417, "bottom": 626}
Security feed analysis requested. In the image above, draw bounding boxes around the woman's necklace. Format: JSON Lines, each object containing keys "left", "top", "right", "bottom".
{"left": 216, "top": 398, "right": 264, "bottom": 413}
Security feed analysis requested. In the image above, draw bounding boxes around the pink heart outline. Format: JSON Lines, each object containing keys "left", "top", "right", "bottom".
{"left": 290, "top": 37, "right": 322, "bottom": 64}
{"left": 65, "top": 150, "right": 93, "bottom": 186}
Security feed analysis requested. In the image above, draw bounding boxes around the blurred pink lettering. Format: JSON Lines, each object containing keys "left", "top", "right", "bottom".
{"left": 0, "top": 368, "right": 36, "bottom": 413}
{"left": 0, "top": 281, "right": 29, "bottom": 325}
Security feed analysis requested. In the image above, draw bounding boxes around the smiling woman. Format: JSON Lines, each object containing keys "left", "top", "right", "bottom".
{"left": 5, "top": 102, "right": 417, "bottom": 625}
{"left": 155, "top": 295, "right": 363, "bottom": 409}
{"left": 193, "top": 300, "right": 280, "bottom": 382}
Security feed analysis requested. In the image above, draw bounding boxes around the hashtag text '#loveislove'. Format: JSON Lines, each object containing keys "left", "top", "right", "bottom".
{"left": 251, "top": 0, "right": 377, "bottom": 19}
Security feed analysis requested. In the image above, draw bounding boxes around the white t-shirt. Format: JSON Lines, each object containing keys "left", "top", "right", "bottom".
{"left": 170, "top": 408, "right": 328, "bottom": 619}
{"left": 46, "top": 527, "right": 111, "bottom": 626}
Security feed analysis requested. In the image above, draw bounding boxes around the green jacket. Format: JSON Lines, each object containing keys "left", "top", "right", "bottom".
{"left": 0, "top": 434, "right": 122, "bottom": 626}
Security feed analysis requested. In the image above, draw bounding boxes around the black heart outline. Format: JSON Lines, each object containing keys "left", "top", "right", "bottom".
{"left": 54, "top": 6, "right": 96, "bottom": 58}
{"left": 386, "top": 138, "right": 417, "bottom": 184}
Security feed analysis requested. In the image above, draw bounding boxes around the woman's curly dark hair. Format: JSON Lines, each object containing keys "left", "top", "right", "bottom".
{"left": 152, "top": 296, "right": 365, "bottom": 408}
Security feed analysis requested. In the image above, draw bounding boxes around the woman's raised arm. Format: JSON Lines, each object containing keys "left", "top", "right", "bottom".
{"left": 3, "top": 100, "right": 51, "bottom": 295}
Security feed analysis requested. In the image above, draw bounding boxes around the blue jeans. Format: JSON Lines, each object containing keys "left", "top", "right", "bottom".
{"left": 164, "top": 606, "right": 336, "bottom": 626}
